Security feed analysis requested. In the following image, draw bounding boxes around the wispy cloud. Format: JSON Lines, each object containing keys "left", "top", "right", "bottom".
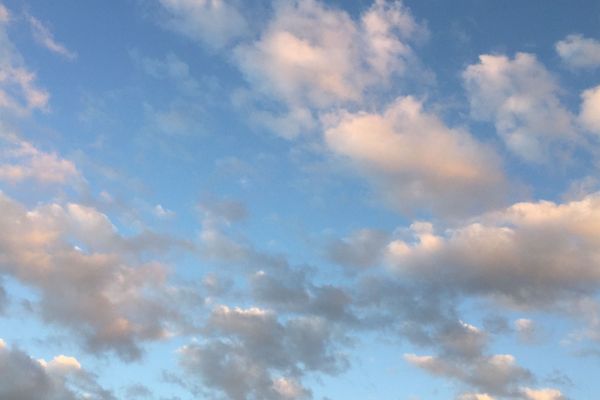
{"left": 26, "top": 13, "right": 77, "bottom": 60}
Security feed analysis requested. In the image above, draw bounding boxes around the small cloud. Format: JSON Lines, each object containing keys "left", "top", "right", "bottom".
{"left": 154, "top": 204, "right": 175, "bottom": 219}
{"left": 26, "top": 14, "right": 77, "bottom": 60}
{"left": 556, "top": 34, "right": 600, "bottom": 69}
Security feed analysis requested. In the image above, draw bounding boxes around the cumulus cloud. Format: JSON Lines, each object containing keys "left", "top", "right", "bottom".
{"left": 405, "top": 353, "right": 532, "bottom": 397}
{"left": 386, "top": 192, "right": 600, "bottom": 307}
{"left": 178, "top": 305, "right": 346, "bottom": 400}
{"left": 0, "top": 6, "right": 49, "bottom": 114}
{"left": 0, "top": 134, "right": 80, "bottom": 184}
{"left": 556, "top": 34, "right": 600, "bottom": 69}
{"left": 579, "top": 84, "right": 600, "bottom": 135}
{"left": 0, "top": 340, "right": 115, "bottom": 400}
{"left": 26, "top": 13, "right": 77, "bottom": 60}
{"left": 326, "top": 228, "right": 389, "bottom": 269}
{"left": 463, "top": 53, "right": 575, "bottom": 162}
{"left": 157, "top": 0, "right": 247, "bottom": 48}
{"left": 0, "top": 192, "right": 191, "bottom": 360}
{"left": 234, "top": 0, "right": 426, "bottom": 137}
{"left": 324, "top": 96, "right": 506, "bottom": 215}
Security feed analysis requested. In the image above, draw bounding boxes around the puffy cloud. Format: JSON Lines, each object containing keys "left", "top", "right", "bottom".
{"left": 0, "top": 340, "right": 115, "bottom": 400}
{"left": 386, "top": 192, "right": 600, "bottom": 307}
{"left": 0, "top": 6, "right": 49, "bottom": 114}
{"left": 324, "top": 96, "right": 506, "bottom": 215}
{"left": 463, "top": 53, "right": 574, "bottom": 162}
{"left": 556, "top": 34, "right": 600, "bottom": 69}
{"left": 235, "top": 0, "right": 425, "bottom": 137}
{"left": 0, "top": 192, "right": 190, "bottom": 360}
{"left": 579, "top": 84, "right": 600, "bottom": 135}
{"left": 405, "top": 353, "right": 532, "bottom": 397}
{"left": 26, "top": 13, "right": 77, "bottom": 60}
{"left": 0, "top": 135, "right": 79, "bottom": 184}
{"left": 157, "top": 0, "right": 247, "bottom": 48}
{"left": 178, "top": 305, "right": 346, "bottom": 400}
{"left": 326, "top": 228, "right": 389, "bottom": 269}
{"left": 522, "top": 387, "right": 565, "bottom": 400}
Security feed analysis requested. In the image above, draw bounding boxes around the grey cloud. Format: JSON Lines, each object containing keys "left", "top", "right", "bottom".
{"left": 406, "top": 353, "right": 533, "bottom": 398}
{"left": 0, "top": 192, "right": 194, "bottom": 361}
{"left": 0, "top": 341, "right": 115, "bottom": 400}
{"left": 179, "top": 306, "right": 346, "bottom": 400}
{"left": 326, "top": 228, "right": 388, "bottom": 269}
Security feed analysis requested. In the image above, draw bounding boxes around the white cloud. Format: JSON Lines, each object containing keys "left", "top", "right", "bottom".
{"left": 0, "top": 135, "right": 80, "bottom": 184}
{"left": 158, "top": 0, "right": 247, "bottom": 48}
{"left": 234, "top": 0, "right": 425, "bottom": 137}
{"left": 0, "top": 6, "right": 49, "bottom": 114}
{"left": 324, "top": 96, "right": 506, "bottom": 215}
{"left": 27, "top": 14, "right": 77, "bottom": 60}
{"left": 556, "top": 34, "right": 600, "bottom": 69}
{"left": 522, "top": 387, "right": 565, "bottom": 400}
{"left": 579, "top": 84, "right": 600, "bottom": 135}
{"left": 386, "top": 192, "right": 600, "bottom": 306}
{"left": 463, "top": 53, "right": 574, "bottom": 162}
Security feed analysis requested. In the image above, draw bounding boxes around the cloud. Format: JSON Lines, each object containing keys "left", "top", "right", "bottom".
{"left": 234, "top": 0, "right": 426, "bottom": 137}
{"left": 0, "top": 6, "right": 49, "bottom": 114}
{"left": 157, "top": 0, "right": 247, "bottom": 48}
{"left": 26, "top": 14, "right": 77, "bottom": 60}
{"left": 405, "top": 353, "right": 532, "bottom": 397}
{"left": 0, "top": 192, "right": 192, "bottom": 361}
{"left": 0, "top": 340, "right": 115, "bottom": 400}
{"left": 385, "top": 192, "right": 600, "bottom": 307}
{"left": 522, "top": 387, "right": 565, "bottom": 400}
{"left": 556, "top": 34, "right": 600, "bottom": 69}
{"left": 326, "top": 228, "right": 389, "bottom": 269}
{"left": 134, "top": 52, "right": 204, "bottom": 98}
{"left": 178, "top": 305, "right": 346, "bottom": 400}
{"left": 514, "top": 319, "right": 539, "bottom": 344}
{"left": 579, "top": 84, "right": 600, "bottom": 135}
{"left": 463, "top": 53, "right": 575, "bottom": 162}
{"left": 324, "top": 96, "right": 506, "bottom": 215}
{"left": 0, "top": 134, "right": 80, "bottom": 184}
{"left": 457, "top": 394, "right": 495, "bottom": 400}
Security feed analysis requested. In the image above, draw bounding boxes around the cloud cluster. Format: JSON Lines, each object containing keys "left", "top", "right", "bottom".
{"left": 0, "top": 339, "right": 114, "bottom": 400}
{"left": 386, "top": 193, "right": 600, "bottom": 307}
{"left": 234, "top": 0, "right": 425, "bottom": 137}
{"left": 0, "top": 192, "right": 190, "bottom": 360}
{"left": 179, "top": 305, "right": 347, "bottom": 400}
{"left": 463, "top": 53, "right": 575, "bottom": 162}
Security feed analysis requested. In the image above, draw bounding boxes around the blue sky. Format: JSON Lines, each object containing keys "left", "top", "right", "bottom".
{"left": 1, "top": 1, "right": 600, "bottom": 399}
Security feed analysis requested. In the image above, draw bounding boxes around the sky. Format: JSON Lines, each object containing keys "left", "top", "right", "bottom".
{"left": 0, "top": 0, "right": 600, "bottom": 399}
